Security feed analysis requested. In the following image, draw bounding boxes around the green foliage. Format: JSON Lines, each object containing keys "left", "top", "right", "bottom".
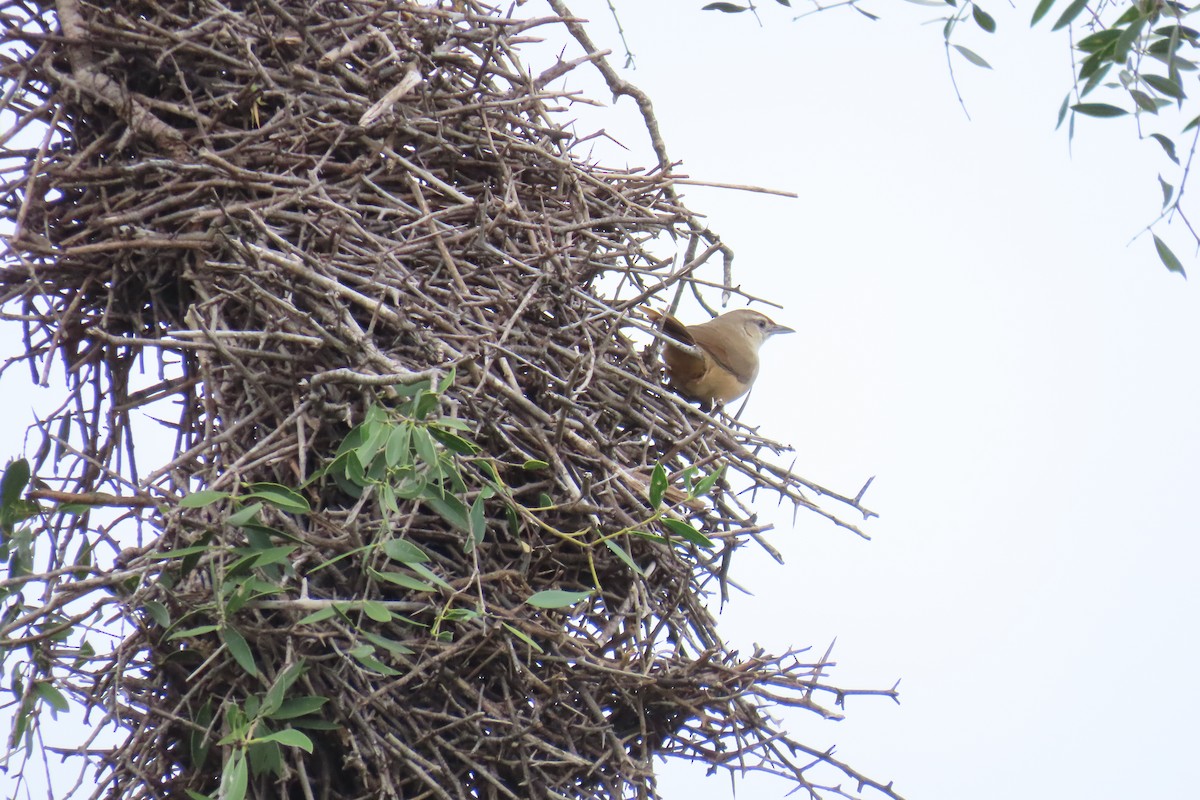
{"left": 700, "top": 0, "right": 1198, "bottom": 275}
{"left": 2, "top": 371, "right": 731, "bottom": 796}
{"left": 526, "top": 589, "right": 594, "bottom": 608}
{"left": 202, "top": 662, "right": 320, "bottom": 800}
{"left": 1027, "top": 1, "right": 1200, "bottom": 275}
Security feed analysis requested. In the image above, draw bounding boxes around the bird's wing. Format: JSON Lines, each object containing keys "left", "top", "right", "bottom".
{"left": 687, "top": 323, "right": 756, "bottom": 384}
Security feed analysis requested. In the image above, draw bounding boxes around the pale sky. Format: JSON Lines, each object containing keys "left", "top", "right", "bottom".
{"left": 2, "top": 3, "right": 1197, "bottom": 799}
{"left": 547, "top": 3, "right": 1200, "bottom": 799}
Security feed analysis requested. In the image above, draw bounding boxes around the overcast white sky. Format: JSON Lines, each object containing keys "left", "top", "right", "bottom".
{"left": 2, "top": 3, "right": 1196, "bottom": 799}
{"left": 546, "top": 2, "right": 1200, "bottom": 799}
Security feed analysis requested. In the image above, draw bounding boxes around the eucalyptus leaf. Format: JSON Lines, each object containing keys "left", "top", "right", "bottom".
{"left": 1149, "top": 133, "right": 1179, "bottom": 164}
{"left": 1152, "top": 234, "right": 1187, "bottom": 276}
{"left": 253, "top": 729, "right": 313, "bottom": 753}
{"left": 526, "top": 589, "right": 593, "bottom": 608}
{"left": 661, "top": 518, "right": 715, "bottom": 548}
{"left": 245, "top": 483, "right": 310, "bottom": 514}
{"left": 649, "top": 463, "right": 667, "bottom": 508}
{"left": 604, "top": 538, "right": 644, "bottom": 576}
{"left": 220, "top": 626, "right": 258, "bottom": 676}
{"left": 1071, "top": 103, "right": 1128, "bottom": 117}
{"left": 382, "top": 538, "right": 430, "bottom": 564}
{"left": 971, "top": 5, "right": 995, "bottom": 33}
{"left": 179, "top": 489, "right": 229, "bottom": 508}
{"left": 1030, "top": 0, "right": 1056, "bottom": 26}
{"left": 502, "top": 622, "right": 545, "bottom": 653}
{"left": 953, "top": 45, "right": 992, "bottom": 69}
{"left": 1051, "top": 0, "right": 1088, "bottom": 31}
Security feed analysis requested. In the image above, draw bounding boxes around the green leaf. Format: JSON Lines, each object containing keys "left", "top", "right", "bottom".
{"left": 251, "top": 545, "right": 297, "bottom": 569}
{"left": 467, "top": 493, "right": 487, "bottom": 550}
{"left": 267, "top": 696, "right": 328, "bottom": 720}
{"left": 953, "top": 45, "right": 992, "bottom": 69}
{"left": 1152, "top": 234, "right": 1187, "bottom": 276}
{"left": 1, "top": 459, "right": 29, "bottom": 509}
{"left": 661, "top": 518, "right": 715, "bottom": 548}
{"left": 253, "top": 729, "right": 314, "bottom": 752}
{"left": 1030, "top": 0, "right": 1056, "bottom": 26}
{"left": 348, "top": 645, "right": 401, "bottom": 675}
{"left": 382, "top": 538, "right": 430, "bottom": 564}
{"left": 179, "top": 489, "right": 228, "bottom": 508}
{"left": 169, "top": 623, "right": 220, "bottom": 639}
{"left": 1129, "top": 89, "right": 1160, "bottom": 113}
{"left": 361, "top": 600, "right": 393, "bottom": 623}
{"left": 359, "top": 630, "right": 415, "bottom": 655}
{"left": 296, "top": 606, "right": 336, "bottom": 625}
{"left": 384, "top": 424, "right": 412, "bottom": 467}
{"left": 628, "top": 528, "right": 668, "bottom": 544}
{"left": 522, "top": 459, "right": 549, "bottom": 471}
{"left": 1071, "top": 103, "right": 1128, "bottom": 117}
{"left": 411, "top": 427, "right": 440, "bottom": 472}
{"left": 189, "top": 700, "right": 214, "bottom": 777}
{"left": 221, "top": 626, "right": 259, "bottom": 676}
{"left": 1051, "top": 0, "right": 1088, "bottom": 31}
{"left": 429, "top": 427, "right": 480, "bottom": 455}
{"left": 1114, "top": 18, "right": 1147, "bottom": 62}
{"left": 1149, "top": 133, "right": 1180, "bottom": 163}
{"left": 525, "top": 589, "right": 593, "bottom": 609}
{"left": 286, "top": 718, "right": 341, "bottom": 731}
{"left": 226, "top": 501, "right": 263, "bottom": 528}
{"left": 33, "top": 681, "right": 69, "bottom": 712}
{"left": 648, "top": 463, "right": 667, "bottom": 508}
{"left": 702, "top": 2, "right": 748, "bottom": 10}
{"left": 604, "top": 538, "right": 644, "bottom": 576}
{"left": 436, "top": 365, "right": 456, "bottom": 395}
{"left": 392, "top": 378, "right": 431, "bottom": 399}
{"left": 1158, "top": 174, "right": 1175, "bottom": 208}
{"left": 972, "top": 5, "right": 996, "bottom": 32}
{"left": 1143, "top": 74, "right": 1185, "bottom": 100}
{"left": 1184, "top": 113, "right": 1200, "bottom": 132}
{"left": 1079, "top": 60, "right": 1112, "bottom": 96}
{"left": 408, "top": 561, "right": 452, "bottom": 590}
{"left": 501, "top": 622, "right": 545, "bottom": 653}
{"left": 329, "top": 452, "right": 365, "bottom": 497}
{"left": 1055, "top": 93, "right": 1071, "bottom": 129}
{"left": 141, "top": 601, "right": 170, "bottom": 626}
{"left": 413, "top": 391, "right": 440, "bottom": 421}
{"left": 355, "top": 421, "right": 391, "bottom": 470}
{"left": 1113, "top": 5, "right": 1142, "bottom": 26}
{"left": 262, "top": 660, "right": 306, "bottom": 716}
{"left": 442, "top": 608, "right": 478, "bottom": 625}
{"left": 372, "top": 568, "right": 439, "bottom": 594}
{"left": 424, "top": 489, "right": 470, "bottom": 535}
{"left": 221, "top": 752, "right": 249, "bottom": 800}
{"left": 1076, "top": 29, "right": 1121, "bottom": 53}
{"left": 244, "top": 484, "right": 310, "bottom": 514}
{"left": 692, "top": 465, "right": 725, "bottom": 499}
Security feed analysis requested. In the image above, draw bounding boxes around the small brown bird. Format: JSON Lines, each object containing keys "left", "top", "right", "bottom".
{"left": 646, "top": 308, "right": 794, "bottom": 410}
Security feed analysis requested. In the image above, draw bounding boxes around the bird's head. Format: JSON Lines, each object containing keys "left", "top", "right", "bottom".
{"left": 725, "top": 309, "right": 795, "bottom": 349}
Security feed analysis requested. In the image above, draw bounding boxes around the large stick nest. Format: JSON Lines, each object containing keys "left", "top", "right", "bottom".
{"left": 0, "top": 1, "right": 896, "bottom": 799}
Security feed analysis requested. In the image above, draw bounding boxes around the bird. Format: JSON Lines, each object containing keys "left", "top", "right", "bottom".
{"left": 645, "top": 307, "right": 794, "bottom": 411}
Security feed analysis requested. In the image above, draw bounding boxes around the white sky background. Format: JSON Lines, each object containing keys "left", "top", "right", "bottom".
{"left": 535, "top": 2, "right": 1200, "bottom": 799}
{"left": 0, "top": 2, "right": 1197, "bottom": 799}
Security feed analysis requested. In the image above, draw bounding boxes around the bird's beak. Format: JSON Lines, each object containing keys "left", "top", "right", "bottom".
{"left": 768, "top": 323, "right": 795, "bottom": 336}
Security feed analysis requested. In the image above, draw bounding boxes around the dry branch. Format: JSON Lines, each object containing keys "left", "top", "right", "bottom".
{"left": 0, "top": 2, "right": 897, "bottom": 799}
